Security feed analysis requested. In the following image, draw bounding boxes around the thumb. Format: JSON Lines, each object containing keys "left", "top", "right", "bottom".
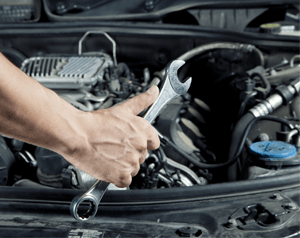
{"left": 117, "top": 86, "right": 159, "bottom": 115}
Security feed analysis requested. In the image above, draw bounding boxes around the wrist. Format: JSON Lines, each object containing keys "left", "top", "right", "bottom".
{"left": 53, "top": 108, "right": 92, "bottom": 166}
{"left": 36, "top": 89, "right": 90, "bottom": 161}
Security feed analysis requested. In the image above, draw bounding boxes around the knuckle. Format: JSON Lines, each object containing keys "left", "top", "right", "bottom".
{"left": 116, "top": 172, "right": 131, "bottom": 188}
{"left": 129, "top": 155, "right": 141, "bottom": 177}
{"left": 131, "top": 156, "right": 140, "bottom": 170}
{"left": 118, "top": 171, "right": 127, "bottom": 181}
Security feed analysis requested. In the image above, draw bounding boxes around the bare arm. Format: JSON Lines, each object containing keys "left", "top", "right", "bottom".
{"left": 0, "top": 53, "right": 160, "bottom": 187}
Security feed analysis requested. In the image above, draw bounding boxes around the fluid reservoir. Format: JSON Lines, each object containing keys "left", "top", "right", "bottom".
{"left": 260, "top": 23, "right": 281, "bottom": 33}
{"left": 242, "top": 141, "right": 299, "bottom": 180}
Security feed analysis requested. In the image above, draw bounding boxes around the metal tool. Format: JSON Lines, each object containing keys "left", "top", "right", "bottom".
{"left": 70, "top": 59, "right": 192, "bottom": 221}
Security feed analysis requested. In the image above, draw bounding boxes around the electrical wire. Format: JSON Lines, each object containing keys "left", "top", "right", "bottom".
{"left": 287, "top": 118, "right": 300, "bottom": 122}
{"left": 237, "top": 91, "right": 258, "bottom": 120}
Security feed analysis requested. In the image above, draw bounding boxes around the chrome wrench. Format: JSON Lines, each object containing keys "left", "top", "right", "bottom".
{"left": 70, "top": 59, "right": 192, "bottom": 221}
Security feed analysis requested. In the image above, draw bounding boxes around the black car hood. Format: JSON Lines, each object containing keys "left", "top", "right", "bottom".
{"left": 43, "top": 0, "right": 299, "bottom": 21}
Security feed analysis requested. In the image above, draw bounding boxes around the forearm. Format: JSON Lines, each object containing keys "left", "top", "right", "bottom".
{"left": 0, "top": 52, "right": 85, "bottom": 155}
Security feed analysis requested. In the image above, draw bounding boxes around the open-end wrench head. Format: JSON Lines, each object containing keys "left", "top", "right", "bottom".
{"left": 166, "top": 60, "right": 192, "bottom": 95}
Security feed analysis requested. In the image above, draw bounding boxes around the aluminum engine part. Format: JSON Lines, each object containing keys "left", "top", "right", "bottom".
{"left": 21, "top": 56, "right": 113, "bottom": 89}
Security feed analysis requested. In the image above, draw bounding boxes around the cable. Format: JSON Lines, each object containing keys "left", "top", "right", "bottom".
{"left": 153, "top": 146, "right": 166, "bottom": 173}
{"left": 237, "top": 91, "right": 258, "bottom": 120}
{"left": 287, "top": 118, "right": 300, "bottom": 122}
{"left": 159, "top": 116, "right": 294, "bottom": 169}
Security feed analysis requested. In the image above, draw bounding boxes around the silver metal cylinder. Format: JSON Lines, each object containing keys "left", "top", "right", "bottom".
{"left": 250, "top": 94, "right": 283, "bottom": 117}
{"left": 249, "top": 100, "right": 273, "bottom": 117}
{"left": 266, "top": 94, "right": 284, "bottom": 110}
{"left": 291, "top": 80, "right": 300, "bottom": 94}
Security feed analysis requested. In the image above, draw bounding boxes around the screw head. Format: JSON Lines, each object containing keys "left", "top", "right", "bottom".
{"left": 145, "top": 0, "right": 154, "bottom": 11}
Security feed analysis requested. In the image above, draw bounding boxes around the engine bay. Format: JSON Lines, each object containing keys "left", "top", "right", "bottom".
{"left": 0, "top": 30, "right": 299, "bottom": 193}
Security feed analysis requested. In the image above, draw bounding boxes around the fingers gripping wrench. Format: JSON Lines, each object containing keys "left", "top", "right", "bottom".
{"left": 70, "top": 60, "right": 192, "bottom": 221}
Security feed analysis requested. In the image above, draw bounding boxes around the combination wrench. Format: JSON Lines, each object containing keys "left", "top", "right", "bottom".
{"left": 70, "top": 59, "right": 192, "bottom": 221}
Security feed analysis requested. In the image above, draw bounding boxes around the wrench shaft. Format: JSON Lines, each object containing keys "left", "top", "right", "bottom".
{"left": 143, "top": 76, "right": 178, "bottom": 124}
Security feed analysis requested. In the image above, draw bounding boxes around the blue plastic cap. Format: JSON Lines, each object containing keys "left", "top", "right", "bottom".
{"left": 249, "top": 141, "right": 297, "bottom": 160}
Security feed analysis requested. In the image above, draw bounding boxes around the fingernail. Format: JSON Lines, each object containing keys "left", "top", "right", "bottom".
{"left": 146, "top": 86, "right": 156, "bottom": 94}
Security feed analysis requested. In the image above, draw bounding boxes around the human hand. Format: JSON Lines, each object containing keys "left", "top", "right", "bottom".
{"left": 62, "top": 86, "right": 160, "bottom": 188}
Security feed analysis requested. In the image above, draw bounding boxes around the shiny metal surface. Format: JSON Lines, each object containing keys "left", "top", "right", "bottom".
{"left": 250, "top": 94, "right": 283, "bottom": 117}
{"left": 143, "top": 60, "right": 192, "bottom": 124}
{"left": 70, "top": 180, "right": 110, "bottom": 221}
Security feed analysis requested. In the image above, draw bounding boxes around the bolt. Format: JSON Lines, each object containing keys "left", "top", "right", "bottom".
{"left": 270, "top": 193, "right": 283, "bottom": 200}
{"left": 145, "top": 0, "right": 154, "bottom": 11}
{"left": 258, "top": 133, "right": 269, "bottom": 141}
{"left": 56, "top": 2, "right": 67, "bottom": 14}
{"left": 283, "top": 203, "right": 297, "bottom": 210}
{"left": 226, "top": 218, "right": 238, "bottom": 228}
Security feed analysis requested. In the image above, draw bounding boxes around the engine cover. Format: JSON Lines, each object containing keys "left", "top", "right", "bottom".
{"left": 21, "top": 56, "right": 113, "bottom": 89}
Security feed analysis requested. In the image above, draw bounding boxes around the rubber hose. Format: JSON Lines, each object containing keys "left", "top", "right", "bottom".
{"left": 227, "top": 112, "right": 255, "bottom": 181}
{"left": 159, "top": 42, "right": 264, "bottom": 81}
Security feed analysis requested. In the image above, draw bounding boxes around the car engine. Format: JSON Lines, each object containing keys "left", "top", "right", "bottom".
{"left": 0, "top": 33, "right": 299, "bottom": 192}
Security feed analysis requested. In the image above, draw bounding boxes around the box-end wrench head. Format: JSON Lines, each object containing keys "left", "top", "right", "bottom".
{"left": 70, "top": 180, "right": 109, "bottom": 221}
{"left": 70, "top": 59, "right": 191, "bottom": 221}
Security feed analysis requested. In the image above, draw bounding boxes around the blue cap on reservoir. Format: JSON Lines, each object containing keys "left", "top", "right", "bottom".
{"left": 249, "top": 141, "right": 297, "bottom": 160}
